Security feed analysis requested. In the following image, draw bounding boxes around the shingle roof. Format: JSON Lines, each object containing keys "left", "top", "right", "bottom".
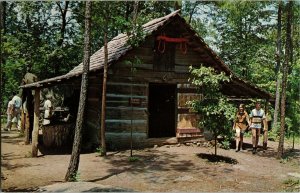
{"left": 21, "top": 10, "right": 181, "bottom": 89}
{"left": 20, "top": 10, "right": 272, "bottom": 99}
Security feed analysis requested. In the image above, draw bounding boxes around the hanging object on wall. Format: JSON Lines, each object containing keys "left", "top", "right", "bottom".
{"left": 157, "top": 35, "right": 188, "bottom": 54}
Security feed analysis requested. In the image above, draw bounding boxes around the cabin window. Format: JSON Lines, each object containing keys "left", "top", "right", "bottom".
{"left": 153, "top": 41, "right": 175, "bottom": 71}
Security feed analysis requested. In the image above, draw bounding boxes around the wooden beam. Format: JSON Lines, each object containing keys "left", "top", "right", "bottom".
{"left": 32, "top": 88, "right": 40, "bottom": 157}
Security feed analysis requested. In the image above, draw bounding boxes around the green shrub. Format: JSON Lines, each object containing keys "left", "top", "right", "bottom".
{"left": 128, "top": 156, "right": 140, "bottom": 162}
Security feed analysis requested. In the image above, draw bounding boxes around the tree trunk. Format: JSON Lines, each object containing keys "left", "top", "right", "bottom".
{"left": 273, "top": 1, "right": 282, "bottom": 131}
{"left": 54, "top": 1, "right": 70, "bottom": 75}
{"left": 100, "top": 7, "right": 109, "bottom": 156}
{"left": 0, "top": 2, "right": 6, "bottom": 33}
{"left": 56, "top": 1, "right": 69, "bottom": 47}
{"left": 214, "top": 135, "right": 217, "bottom": 156}
{"left": 292, "top": 133, "right": 295, "bottom": 150}
{"left": 0, "top": 2, "right": 6, "bottom": 121}
{"left": 31, "top": 88, "right": 40, "bottom": 157}
{"left": 65, "top": 1, "right": 91, "bottom": 181}
{"left": 188, "top": 3, "right": 198, "bottom": 24}
{"left": 277, "top": 0, "right": 293, "bottom": 159}
{"left": 129, "top": 1, "right": 139, "bottom": 157}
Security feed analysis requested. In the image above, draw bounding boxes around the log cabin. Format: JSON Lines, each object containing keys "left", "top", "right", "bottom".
{"left": 21, "top": 10, "right": 272, "bottom": 150}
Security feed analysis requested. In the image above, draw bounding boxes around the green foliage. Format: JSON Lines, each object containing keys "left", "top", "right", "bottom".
{"left": 188, "top": 66, "right": 236, "bottom": 149}
{"left": 221, "top": 139, "right": 231, "bottom": 150}
{"left": 283, "top": 178, "right": 300, "bottom": 185}
{"left": 128, "top": 156, "right": 140, "bottom": 162}
{"left": 124, "top": 56, "right": 142, "bottom": 74}
{"left": 95, "top": 147, "right": 105, "bottom": 156}
{"left": 282, "top": 178, "right": 300, "bottom": 192}
{"left": 2, "top": 1, "right": 83, "bottom": 113}
{"left": 70, "top": 171, "right": 81, "bottom": 182}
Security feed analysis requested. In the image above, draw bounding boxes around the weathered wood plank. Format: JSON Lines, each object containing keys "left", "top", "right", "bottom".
{"left": 107, "top": 82, "right": 147, "bottom": 87}
{"left": 106, "top": 94, "right": 147, "bottom": 99}
{"left": 116, "top": 63, "right": 154, "bottom": 71}
{"left": 175, "top": 65, "right": 189, "bottom": 73}
{"left": 106, "top": 120, "right": 147, "bottom": 132}
{"left": 106, "top": 98, "right": 148, "bottom": 108}
{"left": 106, "top": 108, "right": 147, "bottom": 120}
{"left": 177, "top": 87, "right": 198, "bottom": 93}
{"left": 177, "top": 107, "right": 195, "bottom": 114}
{"left": 177, "top": 113, "right": 200, "bottom": 129}
{"left": 87, "top": 89, "right": 101, "bottom": 98}
{"left": 106, "top": 84, "right": 147, "bottom": 96}
{"left": 178, "top": 93, "right": 203, "bottom": 107}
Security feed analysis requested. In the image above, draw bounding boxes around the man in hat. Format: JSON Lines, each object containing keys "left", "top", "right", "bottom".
{"left": 249, "top": 101, "right": 267, "bottom": 154}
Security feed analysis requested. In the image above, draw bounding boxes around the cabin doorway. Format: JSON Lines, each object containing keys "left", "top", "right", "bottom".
{"left": 148, "top": 83, "right": 176, "bottom": 138}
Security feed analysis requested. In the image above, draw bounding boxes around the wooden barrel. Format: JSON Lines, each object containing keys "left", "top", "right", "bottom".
{"left": 42, "top": 122, "right": 75, "bottom": 148}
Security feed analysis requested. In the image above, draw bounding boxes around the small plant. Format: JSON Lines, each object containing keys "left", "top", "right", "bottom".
{"left": 280, "top": 157, "right": 290, "bottom": 164}
{"left": 128, "top": 156, "right": 140, "bottom": 162}
{"left": 283, "top": 178, "right": 300, "bottom": 192}
{"left": 283, "top": 179, "right": 300, "bottom": 185}
{"left": 221, "top": 139, "right": 230, "bottom": 150}
{"left": 96, "top": 147, "right": 105, "bottom": 156}
{"left": 70, "top": 171, "right": 80, "bottom": 182}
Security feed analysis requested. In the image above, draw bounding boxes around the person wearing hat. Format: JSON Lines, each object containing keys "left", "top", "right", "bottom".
{"left": 249, "top": 101, "right": 267, "bottom": 154}
{"left": 232, "top": 104, "right": 249, "bottom": 152}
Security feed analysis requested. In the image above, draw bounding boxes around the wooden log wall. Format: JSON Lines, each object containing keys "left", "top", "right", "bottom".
{"left": 177, "top": 83, "right": 202, "bottom": 131}
{"left": 85, "top": 74, "right": 102, "bottom": 146}
{"left": 85, "top": 32, "right": 208, "bottom": 148}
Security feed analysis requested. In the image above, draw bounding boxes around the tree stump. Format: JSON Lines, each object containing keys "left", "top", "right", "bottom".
{"left": 42, "top": 123, "right": 75, "bottom": 148}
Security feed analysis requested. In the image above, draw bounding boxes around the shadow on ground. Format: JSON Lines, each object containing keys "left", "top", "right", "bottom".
{"left": 2, "top": 186, "right": 39, "bottom": 192}
{"left": 87, "top": 149, "right": 197, "bottom": 182}
{"left": 196, "top": 153, "right": 238, "bottom": 164}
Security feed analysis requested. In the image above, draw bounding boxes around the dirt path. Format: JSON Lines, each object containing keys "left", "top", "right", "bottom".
{"left": 1, "top": 130, "right": 299, "bottom": 192}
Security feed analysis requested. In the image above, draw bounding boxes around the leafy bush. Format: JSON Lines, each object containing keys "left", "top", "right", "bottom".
{"left": 188, "top": 65, "right": 236, "bottom": 155}
{"left": 128, "top": 156, "right": 140, "bottom": 162}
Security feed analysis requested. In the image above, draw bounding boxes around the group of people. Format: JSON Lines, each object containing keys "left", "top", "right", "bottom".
{"left": 4, "top": 65, "right": 54, "bottom": 132}
{"left": 4, "top": 93, "right": 53, "bottom": 131}
{"left": 233, "top": 101, "right": 268, "bottom": 154}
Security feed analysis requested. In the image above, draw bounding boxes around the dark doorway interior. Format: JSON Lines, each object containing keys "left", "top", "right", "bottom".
{"left": 148, "top": 83, "right": 176, "bottom": 138}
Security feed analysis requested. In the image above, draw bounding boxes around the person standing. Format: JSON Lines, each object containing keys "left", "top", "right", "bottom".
{"left": 22, "top": 64, "right": 38, "bottom": 85}
{"left": 21, "top": 64, "right": 38, "bottom": 143}
{"left": 249, "top": 101, "right": 267, "bottom": 154}
{"left": 4, "top": 96, "right": 14, "bottom": 131}
{"left": 11, "top": 92, "right": 22, "bottom": 131}
{"left": 233, "top": 104, "right": 249, "bottom": 152}
{"left": 43, "top": 95, "right": 53, "bottom": 125}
